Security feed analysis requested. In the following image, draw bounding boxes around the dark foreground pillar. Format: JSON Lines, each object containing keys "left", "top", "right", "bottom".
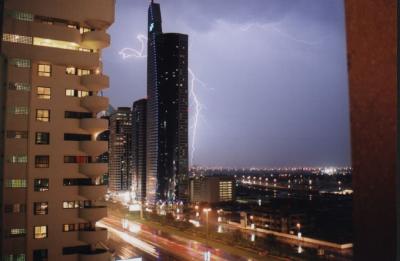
{"left": 345, "top": 1, "right": 397, "bottom": 260}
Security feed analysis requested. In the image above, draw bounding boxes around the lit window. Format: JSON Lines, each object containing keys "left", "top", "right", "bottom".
{"left": 9, "top": 58, "right": 31, "bottom": 68}
{"left": 67, "top": 24, "right": 77, "bottom": 29}
{"left": 78, "top": 90, "right": 89, "bottom": 97}
{"left": 34, "top": 226, "right": 47, "bottom": 239}
{"left": 78, "top": 47, "right": 94, "bottom": 52}
{"left": 79, "top": 27, "right": 92, "bottom": 34}
{"left": 63, "top": 201, "right": 74, "bottom": 209}
{"left": 5, "top": 179, "right": 27, "bottom": 188}
{"left": 63, "top": 224, "right": 75, "bottom": 232}
{"left": 38, "top": 64, "right": 51, "bottom": 77}
{"left": 2, "top": 33, "right": 33, "bottom": 44}
{"left": 34, "top": 179, "right": 49, "bottom": 192}
{"left": 65, "top": 89, "right": 75, "bottom": 96}
{"left": 9, "top": 155, "right": 27, "bottom": 163}
{"left": 66, "top": 66, "right": 76, "bottom": 75}
{"left": 35, "top": 156, "right": 49, "bottom": 168}
{"left": 77, "top": 69, "right": 90, "bottom": 76}
{"left": 34, "top": 37, "right": 79, "bottom": 51}
{"left": 36, "top": 87, "right": 51, "bottom": 99}
{"left": 9, "top": 82, "right": 31, "bottom": 91}
{"left": 36, "top": 109, "right": 50, "bottom": 122}
{"left": 10, "top": 228, "right": 26, "bottom": 238}
{"left": 62, "top": 200, "right": 88, "bottom": 209}
{"left": 35, "top": 132, "right": 49, "bottom": 145}
{"left": 3, "top": 33, "right": 97, "bottom": 52}
{"left": 65, "top": 89, "right": 90, "bottom": 97}
{"left": 34, "top": 202, "right": 48, "bottom": 215}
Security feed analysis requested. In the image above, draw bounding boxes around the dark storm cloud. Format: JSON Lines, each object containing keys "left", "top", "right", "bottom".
{"left": 103, "top": 0, "right": 351, "bottom": 168}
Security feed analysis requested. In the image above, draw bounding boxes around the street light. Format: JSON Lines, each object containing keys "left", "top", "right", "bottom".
{"left": 296, "top": 222, "right": 302, "bottom": 240}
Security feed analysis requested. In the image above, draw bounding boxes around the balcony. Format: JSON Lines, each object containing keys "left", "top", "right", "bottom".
{"left": 81, "top": 96, "right": 109, "bottom": 114}
{"left": 80, "top": 118, "right": 108, "bottom": 133}
{"left": 79, "top": 228, "right": 108, "bottom": 245}
{"left": 4, "top": 19, "right": 81, "bottom": 46}
{"left": 81, "top": 74, "right": 109, "bottom": 92}
{"left": 79, "top": 206, "right": 107, "bottom": 222}
{"left": 79, "top": 163, "right": 108, "bottom": 178}
{"left": 79, "top": 249, "right": 110, "bottom": 261}
{"left": 79, "top": 185, "right": 107, "bottom": 200}
{"left": 81, "top": 31, "right": 110, "bottom": 49}
{"left": 3, "top": 42, "right": 100, "bottom": 68}
{"left": 79, "top": 140, "right": 107, "bottom": 156}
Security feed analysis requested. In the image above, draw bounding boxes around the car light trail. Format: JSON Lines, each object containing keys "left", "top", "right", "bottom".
{"left": 97, "top": 221, "right": 159, "bottom": 258}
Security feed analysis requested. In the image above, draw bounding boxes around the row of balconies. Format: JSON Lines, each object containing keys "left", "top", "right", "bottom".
{"left": 4, "top": 18, "right": 110, "bottom": 49}
{"left": 75, "top": 28, "right": 109, "bottom": 256}
{"left": 75, "top": 39, "right": 109, "bottom": 258}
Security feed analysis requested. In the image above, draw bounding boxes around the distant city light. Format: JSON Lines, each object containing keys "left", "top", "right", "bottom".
{"left": 129, "top": 223, "right": 141, "bottom": 233}
{"left": 297, "top": 245, "right": 303, "bottom": 254}
{"left": 129, "top": 204, "right": 141, "bottom": 212}
{"left": 218, "top": 225, "right": 223, "bottom": 233}
{"left": 189, "top": 219, "right": 200, "bottom": 227}
{"left": 122, "top": 218, "right": 128, "bottom": 229}
{"left": 204, "top": 251, "right": 211, "bottom": 261}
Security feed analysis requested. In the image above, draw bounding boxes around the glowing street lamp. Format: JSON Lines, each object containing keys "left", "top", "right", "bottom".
{"left": 296, "top": 223, "right": 301, "bottom": 230}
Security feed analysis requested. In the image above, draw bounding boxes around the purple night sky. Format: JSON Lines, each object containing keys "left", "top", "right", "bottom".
{"left": 102, "top": 0, "right": 351, "bottom": 168}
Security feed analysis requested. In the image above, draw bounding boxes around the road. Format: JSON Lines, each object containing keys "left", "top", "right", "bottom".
{"left": 99, "top": 215, "right": 256, "bottom": 261}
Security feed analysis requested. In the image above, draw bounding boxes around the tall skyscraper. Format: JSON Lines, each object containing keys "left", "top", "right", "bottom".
{"left": 132, "top": 99, "right": 147, "bottom": 202}
{"left": 0, "top": 0, "right": 114, "bottom": 260}
{"left": 108, "top": 107, "right": 133, "bottom": 192}
{"left": 147, "top": 1, "right": 189, "bottom": 203}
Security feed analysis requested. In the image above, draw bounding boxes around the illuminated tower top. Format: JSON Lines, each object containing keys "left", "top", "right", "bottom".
{"left": 148, "top": 1, "right": 162, "bottom": 34}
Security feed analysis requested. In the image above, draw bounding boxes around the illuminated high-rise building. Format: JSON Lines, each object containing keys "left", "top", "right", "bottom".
{"left": 146, "top": 1, "right": 189, "bottom": 203}
{"left": 189, "top": 176, "right": 236, "bottom": 203}
{"left": 0, "top": 0, "right": 114, "bottom": 260}
{"left": 132, "top": 99, "right": 147, "bottom": 202}
{"left": 108, "top": 107, "right": 133, "bottom": 192}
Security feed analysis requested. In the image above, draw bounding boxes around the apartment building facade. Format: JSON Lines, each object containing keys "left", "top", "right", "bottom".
{"left": 0, "top": 0, "right": 115, "bottom": 260}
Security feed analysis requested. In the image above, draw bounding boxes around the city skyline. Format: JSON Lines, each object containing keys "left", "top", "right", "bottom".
{"left": 0, "top": 1, "right": 395, "bottom": 260}
{"left": 104, "top": 0, "right": 350, "bottom": 168}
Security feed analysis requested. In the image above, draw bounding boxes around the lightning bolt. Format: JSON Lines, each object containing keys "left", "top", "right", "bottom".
{"left": 119, "top": 34, "right": 205, "bottom": 166}
{"left": 188, "top": 68, "right": 206, "bottom": 165}
{"left": 119, "top": 34, "right": 147, "bottom": 59}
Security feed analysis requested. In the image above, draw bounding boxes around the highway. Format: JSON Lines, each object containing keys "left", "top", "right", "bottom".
{"left": 99, "top": 215, "right": 254, "bottom": 261}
